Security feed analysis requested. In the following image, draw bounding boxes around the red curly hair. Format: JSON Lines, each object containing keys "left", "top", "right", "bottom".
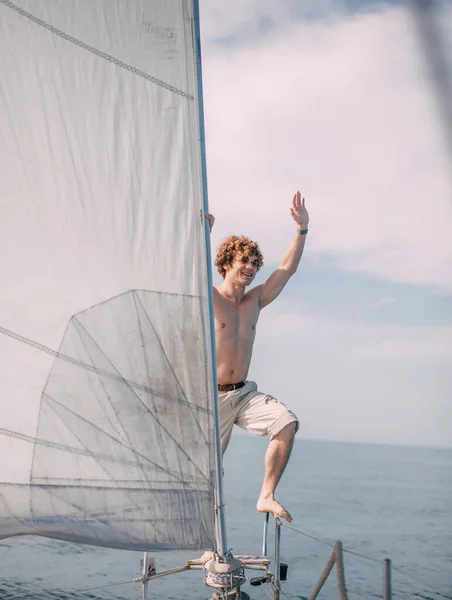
{"left": 215, "top": 235, "right": 264, "bottom": 279}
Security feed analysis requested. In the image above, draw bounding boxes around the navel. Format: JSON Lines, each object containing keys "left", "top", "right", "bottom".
{"left": 252, "top": 324, "right": 255, "bottom": 330}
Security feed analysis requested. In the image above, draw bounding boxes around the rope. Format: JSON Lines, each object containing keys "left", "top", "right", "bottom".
{"left": 334, "top": 541, "right": 349, "bottom": 600}
{"left": 0, "top": 0, "right": 193, "bottom": 99}
{"left": 308, "top": 548, "right": 336, "bottom": 600}
{"left": 205, "top": 564, "right": 246, "bottom": 588}
{"left": 282, "top": 523, "right": 452, "bottom": 600}
{"left": 307, "top": 541, "right": 349, "bottom": 600}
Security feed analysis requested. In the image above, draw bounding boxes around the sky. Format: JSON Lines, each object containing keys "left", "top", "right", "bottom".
{"left": 199, "top": 0, "right": 452, "bottom": 448}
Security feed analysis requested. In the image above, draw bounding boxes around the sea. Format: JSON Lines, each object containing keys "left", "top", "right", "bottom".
{"left": 0, "top": 437, "right": 451, "bottom": 600}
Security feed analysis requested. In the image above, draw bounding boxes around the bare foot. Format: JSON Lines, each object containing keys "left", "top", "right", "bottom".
{"left": 256, "top": 496, "right": 293, "bottom": 522}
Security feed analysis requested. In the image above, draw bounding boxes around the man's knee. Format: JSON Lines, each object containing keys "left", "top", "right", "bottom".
{"left": 273, "top": 421, "right": 297, "bottom": 441}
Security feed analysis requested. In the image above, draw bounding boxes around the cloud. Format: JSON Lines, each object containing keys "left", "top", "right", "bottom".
{"left": 250, "top": 304, "right": 452, "bottom": 446}
{"left": 257, "top": 302, "right": 452, "bottom": 362}
{"left": 356, "top": 326, "right": 452, "bottom": 361}
{"left": 368, "top": 296, "right": 396, "bottom": 309}
{"left": 202, "top": 3, "right": 452, "bottom": 292}
{"left": 201, "top": 0, "right": 381, "bottom": 44}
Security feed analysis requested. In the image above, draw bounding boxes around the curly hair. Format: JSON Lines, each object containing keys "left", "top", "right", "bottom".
{"left": 215, "top": 235, "right": 264, "bottom": 279}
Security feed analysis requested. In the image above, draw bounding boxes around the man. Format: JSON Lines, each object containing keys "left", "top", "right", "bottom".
{"left": 206, "top": 191, "right": 309, "bottom": 523}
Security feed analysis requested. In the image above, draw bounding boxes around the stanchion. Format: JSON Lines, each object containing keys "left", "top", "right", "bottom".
{"left": 383, "top": 558, "right": 392, "bottom": 600}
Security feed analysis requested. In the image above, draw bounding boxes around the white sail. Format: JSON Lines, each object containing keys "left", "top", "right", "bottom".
{"left": 0, "top": 0, "right": 216, "bottom": 551}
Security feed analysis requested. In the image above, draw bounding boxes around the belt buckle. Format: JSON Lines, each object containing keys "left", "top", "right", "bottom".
{"left": 219, "top": 383, "right": 233, "bottom": 392}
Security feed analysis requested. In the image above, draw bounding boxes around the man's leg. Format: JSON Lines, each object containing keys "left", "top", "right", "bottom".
{"left": 256, "top": 422, "right": 297, "bottom": 522}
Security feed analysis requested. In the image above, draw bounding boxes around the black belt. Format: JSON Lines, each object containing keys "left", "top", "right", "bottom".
{"left": 218, "top": 381, "right": 246, "bottom": 392}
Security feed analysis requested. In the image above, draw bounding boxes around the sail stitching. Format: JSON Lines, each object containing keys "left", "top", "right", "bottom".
{"left": 134, "top": 291, "right": 209, "bottom": 445}
{"left": 1, "top": 481, "right": 209, "bottom": 493}
{"left": 41, "top": 394, "right": 185, "bottom": 482}
{"left": 70, "top": 318, "right": 209, "bottom": 483}
{"left": 36, "top": 483, "right": 144, "bottom": 545}
{"left": 71, "top": 316, "right": 136, "bottom": 454}
{"left": 26, "top": 477, "right": 134, "bottom": 543}
{"left": 132, "top": 291, "right": 173, "bottom": 479}
{"left": 0, "top": 489, "right": 43, "bottom": 536}
{"left": 0, "top": 324, "right": 209, "bottom": 414}
{"left": 37, "top": 392, "right": 157, "bottom": 548}
{"left": 71, "top": 315, "right": 160, "bottom": 497}
{"left": 71, "top": 312, "right": 170, "bottom": 528}
{"left": 32, "top": 477, "right": 205, "bottom": 487}
{"left": 130, "top": 294, "right": 188, "bottom": 550}
{"left": 0, "top": 425, "right": 164, "bottom": 471}
{"left": 0, "top": 482, "right": 209, "bottom": 549}
{"left": 0, "top": 0, "right": 194, "bottom": 100}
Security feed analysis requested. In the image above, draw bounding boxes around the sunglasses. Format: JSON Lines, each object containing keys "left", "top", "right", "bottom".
{"left": 239, "top": 255, "right": 261, "bottom": 268}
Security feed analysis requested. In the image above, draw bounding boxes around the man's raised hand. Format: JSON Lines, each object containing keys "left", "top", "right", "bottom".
{"left": 289, "top": 191, "right": 309, "bottom": 228}
{"left": 205, "top": 213, "right": 215, "bottom": 233}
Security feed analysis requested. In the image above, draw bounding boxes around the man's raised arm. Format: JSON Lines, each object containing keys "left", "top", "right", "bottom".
{"left": 259, "top": 191, "right": 309, "bottom": 309}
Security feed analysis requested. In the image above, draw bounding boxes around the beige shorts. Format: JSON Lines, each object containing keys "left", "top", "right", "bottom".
{"left": 218, "top": 380, "right": 299, "bottom": 454}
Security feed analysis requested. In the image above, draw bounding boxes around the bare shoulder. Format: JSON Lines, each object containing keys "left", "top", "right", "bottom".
{"left": 213, "top": 286, "right": 229, "bottom": 308}
{"left": 213, "top": 285, "right": 261, "bottom": 307}
{"left": 246, "top": 285, "right": 262, "bottom": 301}
{"left": 244, "top": 285, "right": 263, "bottom": 309}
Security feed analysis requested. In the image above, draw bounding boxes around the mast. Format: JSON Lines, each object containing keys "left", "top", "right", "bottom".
{"left": 192, "top": 0, "right": 228, "bottom": 556}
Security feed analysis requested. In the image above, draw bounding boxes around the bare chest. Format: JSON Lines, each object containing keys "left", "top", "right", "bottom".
{"left": 214, "top": 294, "right": 260, "bottom": 340}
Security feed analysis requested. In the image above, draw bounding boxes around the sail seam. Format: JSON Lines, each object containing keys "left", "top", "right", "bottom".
{"left": 67, "top": 319, "right": 210, "bottom": 483}
{"left": 132, "top": 291, "right": 173, "bottom": 479}
{"left": 42, "top": 394, "right": 186, "bottom": 481}
{"left": 0, "top": 0, "right": 194, "bottom": 100}
{"left": 134, "top": 291, "right": 210, "bottom": 445}
{"left": 0, "top": 323, "right": 209, "bottom": 414}
{"left": 0, "top": 482, "right": 210, "bottom": 494}
{"left": 0, "top": 425, "right": 180, "bottom": 479}
{"left": 71, "top": 314, "right": 159, "bottom": 495}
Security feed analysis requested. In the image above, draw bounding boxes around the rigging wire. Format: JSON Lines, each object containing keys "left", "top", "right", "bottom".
{"left": 391, "top": 565, "right": 452, "bottom": 600}
{"left": 261, "top": 581, "right": 275, "bottom": 600}
{"left": 281, "top": 522, "right": 452, "bottom": 600}
{"left": 279, "top": 585, "right": 297, "bottom": 600}
{"left": 73, "top": 579, "right": 135, "bottom": 593}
